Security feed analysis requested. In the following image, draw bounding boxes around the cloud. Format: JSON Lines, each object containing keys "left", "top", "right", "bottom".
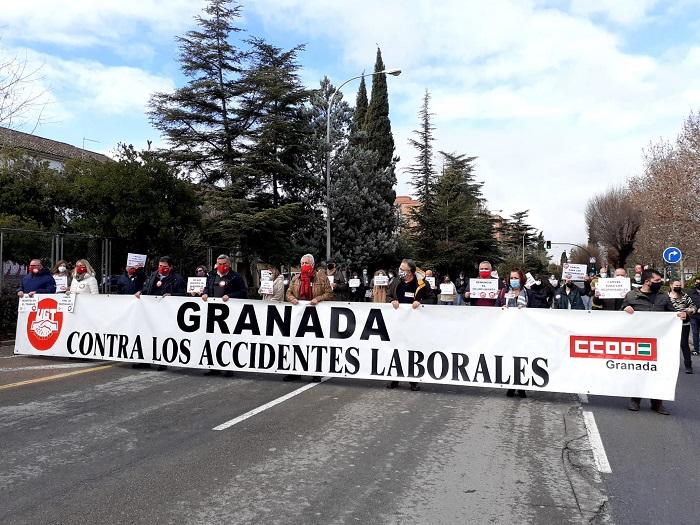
{"left": 568, "top": 0, "right": 661, "bottom": 25}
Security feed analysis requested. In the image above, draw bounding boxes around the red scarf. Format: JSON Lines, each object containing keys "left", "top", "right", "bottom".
{"left": 300, "top": 266, "right": 314, "bottom": 300}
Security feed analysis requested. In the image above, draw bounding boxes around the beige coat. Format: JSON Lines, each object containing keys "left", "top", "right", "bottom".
{"left": 286, "top": 268, "right": 334, "bottom": 302}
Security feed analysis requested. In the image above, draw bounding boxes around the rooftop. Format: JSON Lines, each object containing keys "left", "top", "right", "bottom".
{"left": 0, "top": 126, "right": 111, "bottom": 163}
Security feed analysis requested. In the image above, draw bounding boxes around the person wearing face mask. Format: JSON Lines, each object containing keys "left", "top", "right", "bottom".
{"left": 686, "top": 278, "right": 700, "bottom": 356}
{"left": 201, "top": 255, "right": 247, "bottom": 302}
{"left": 668, "top": 280, "right": 697, "bottom": 374}
{"left": 50, "top": 260, "right": 72, "bottom": 292}
{"left": 68, "top": 259, "right": 100, "bottom": 295}
{"left": 386, "top": 258, "right": 435, "bottom": 391}
{"left": 371, "top": 269, "right": 389, "bottom": 304}
{"left": 117, "top": 264, "right": 146, "bottom": 295}
{"left": 347, "top": 270, "right": 366, "bottom": 303}
{"left": 496, "top": 268, "right": 529, "bottom": 398}
{"left": 136, "top": 256, "right": 185, "bottom": 298}
{"left": 260, "top": 266, "right": 285, "bottom": 302}
{"left": 464, "top": 261, "right": 502, "bottom": 307}
{"left": 455, "top": 271, "right": 467, "bottom": 306}
{"left": 632, "top": 264, "right": 644, "bottom": 289}
{"left": 17, "top": 259, "right": 56, "bottom": 297}
{"left": 622, "top": 269, "right": 687, "bottom": 415}
{"left": 553, "top": 277, "right": 585, "bottom": 310}
{"left": 438, "top": 275, "right": 457, "bottom": 305}
{"left": 527, "top": 275, "right": 555, "bottom": 308}
{"left": 325, "top": 259, "right": 348, "bottom": 301}
{"left": 592, "top": 268, "right": 628, "bottom": 311}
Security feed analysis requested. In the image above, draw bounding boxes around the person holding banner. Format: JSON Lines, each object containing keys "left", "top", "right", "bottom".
{"left": 50, "top": 260, "right": 72, "bottom": 292}
{"left": 68, "top": 259, "right": 99, "bottom": 295}
{"left": 117, "top": 264, "right": 146, "bottom": 295}
{"left": 386, "top": 259, "right": 435, "bottom": 391}
{"left": 622, "top": 269, "right": 686, "bottom": 415}
{"left": 668, "top": 280, "right": 697, "bottom": 374}
{"left": 136, "top": 256, "right": 185, "bottom": 298}
{"left": 465, "top": 261, "right": 501, "bottom": 307}
{"left": 201, "top": 255, "right": 247, "bottom": 302}
{"left": 17, "top": 259, "right": 56, "bottom": 297}
{"left": 496, "top": 269, "right": 528, "bottom": 309}
{"left": 552, "top": 278, "right": 585, "bottom": 310}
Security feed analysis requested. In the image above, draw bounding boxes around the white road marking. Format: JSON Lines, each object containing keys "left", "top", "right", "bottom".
{"left": 578, "top": 393, "right": 589, "bottom": 403}
{"left": 582, "top": 410, "right": 612, "bottom": 474}
{"left": 213, "top": 377, "right": 331, "bottom": 431}
{"left": 0, "top": 363, "right": 98, "bottom": 372}
{"left": 0, "top": 355, "right": 20, "bottom": 359}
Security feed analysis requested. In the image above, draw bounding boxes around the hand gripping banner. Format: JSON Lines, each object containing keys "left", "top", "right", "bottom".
{"left": 15, "top": 295, "right": 682, "bottom": 399}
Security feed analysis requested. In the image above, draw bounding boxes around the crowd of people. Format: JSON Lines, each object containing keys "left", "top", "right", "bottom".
{"left": 16, "top": 253, "right": 698, "bottom": 414}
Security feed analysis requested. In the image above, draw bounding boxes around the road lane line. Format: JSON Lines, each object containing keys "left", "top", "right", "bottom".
{"left": 213, "top": 377, "right": 331, "bottom": 431}
{"left": 0, "top": 363, "right": 97, "bottom": 372}
{"left": 0, "top": 364, "right": 115, "bottom": 391}
{"left": 582, "top": 410, "right": 612, "bottom": 474}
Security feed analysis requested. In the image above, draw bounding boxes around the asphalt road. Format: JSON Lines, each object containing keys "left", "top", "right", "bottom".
{"left": 1, "top": 339, "right": 694, "bottom": 524}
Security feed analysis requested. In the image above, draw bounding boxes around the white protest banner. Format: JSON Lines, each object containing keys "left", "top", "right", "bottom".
{"left": 469, "top": 278, "right": 498, "bottom": 299}
{"left": 426, "top": 276, "right": 436, "bottom": 289}
{"left": 374, "top": 275, "right": 388, "bottom": 286}
{"left": 259, "top": 281, "right": 274, "bottom": 295}
{"left": 596, "top": 277, "right": 631, "bottom": 299}
{"left": 57, "top": 294, "right": 75, "bottom": 313}
{"left": 260, "top": 270, "right": 272, "bottom": 282}
{"left": 327, "top": 275, "right": 335, "bottom": 285}
{"left": 53, "top": 275, "right": 69, "bottom": 292}
{"left": 440, "top": 283, "right": 455, "bottom": 295}
{"left": 126, "top": 253, "right": 147, "bottom": 268}
{"left": 348, "top": 278, "right": 361, "bottom": 288}
{"left": 18, "top": 296, "right": 38, "bottom": 313}
{"left": 187, "top": 277, "right": 207, "bottom": 295}
{"left": 14, "top": 295, "right": 681, "bottom": 400}
{"left": 562, "top": 263, "right": 587, "bottom": 281}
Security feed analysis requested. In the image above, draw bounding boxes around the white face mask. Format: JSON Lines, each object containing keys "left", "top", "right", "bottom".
{"left": 58, "top": 266, "right": 66, "bottom": 273}
{"left": 599, "top": 273, "right": 607, "bottom": 279}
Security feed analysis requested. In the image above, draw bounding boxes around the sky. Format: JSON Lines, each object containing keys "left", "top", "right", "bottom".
{"left": 2, "top": 0, "right": 700, "bottom": 248}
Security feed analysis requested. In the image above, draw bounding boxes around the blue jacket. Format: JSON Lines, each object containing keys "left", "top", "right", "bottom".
{"left": 117, "top": 269, "right": 146, "bottom": 295}
{"left": 18, "top": 268, "right": 56, "bottom": 294}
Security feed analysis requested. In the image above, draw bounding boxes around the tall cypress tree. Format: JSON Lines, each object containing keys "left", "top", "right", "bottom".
{"left": 364, "top": 48, "right": 395, "bottom": 169}
{"left": 148, "top": 0, "right": 247, "bottom": 186}
{"left": 351, "top": 74, "right": 368, "bottom": 144}
{"left": 406, "top": 89, "right": 436, "bottom": 206}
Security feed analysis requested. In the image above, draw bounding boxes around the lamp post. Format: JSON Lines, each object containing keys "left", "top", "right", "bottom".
{"left": 325, "top": 68, "right": 401, "bottom": 261}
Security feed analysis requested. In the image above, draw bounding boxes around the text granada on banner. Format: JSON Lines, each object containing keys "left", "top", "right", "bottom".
{"left": 15, "top": 295, "right": 682, "bottom": 400}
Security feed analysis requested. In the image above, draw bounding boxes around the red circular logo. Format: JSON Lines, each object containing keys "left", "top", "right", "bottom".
{"left": 26, "top": 298, "right": 63, "bottom": 351}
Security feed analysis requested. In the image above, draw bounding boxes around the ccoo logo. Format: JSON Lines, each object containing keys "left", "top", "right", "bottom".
{"left": 26, "top": 298, "right": 63, "bottom": 351}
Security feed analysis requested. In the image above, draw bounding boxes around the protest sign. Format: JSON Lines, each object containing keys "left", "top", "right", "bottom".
{"left": 562, "top": 263, "right": 587, "bottom": 281}
{"left": 53, "top": 275, "right": 68, "bottom": 292}
{"left": 187, "top": 277, "right": 207, "bottom": 295}
{"left": 126, "top": 253, "right": 147, "bottom": 268}
{"left": 469, "top": 279, "right": 498, "bottom": 299}
{"left": 596, "top": 278, "right": 631, "bottom": 299}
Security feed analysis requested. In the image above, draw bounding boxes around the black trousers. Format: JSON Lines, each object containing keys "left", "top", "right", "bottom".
{"left": 681, "top": 324, "right": 691, "bottom": 368}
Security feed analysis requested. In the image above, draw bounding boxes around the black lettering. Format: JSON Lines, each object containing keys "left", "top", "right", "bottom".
{"left": 451, "top": 353, "right": 470, "bottom": 381}
{"left": 427, "top": 351, "right": 448, "bottom": 380}
{"left": 330, "top": 308, "right": 356, "bottom": 339}
{"left": 494, "top": 355, "right": 511, "bottom": 384}
{"left": 117, "top": 335, "right": 128, "bottom": 359}
{"left": 313, "top": 345, "right": 327, "bottom": 373}
{"left": 179, "top": 339, "right": 191, "bottom": 364}
{"left": 344, "top": 347, "right": 360, "bottom": 374}
{"left": 129, "top": 335, "right": 144, "bottom": 360}
{"left": 177, "top": 302, "right": 200, "bottom": 333}
{"left": 266, "top": 305, "right": 291, "bottom": 336}
{"left": 360, "top": 309, "right": 390, "bottom": 341}
{"left": 277, "top": 344, "right": 291, "bottom": 372}
{"left": 80, "top": 333, "right": 93, "bottom": 356}
{"left": 329, "top": 346, "right": 343, "bottom": 374}
{"left": 231, "top": 341, "right": 247, "bottom": 368}
{"left": 387, "top": 349, "right": 405, "bottom": 378}
{"left": 292, "top": 344, "right": 308, "bottom": 372}
{"left": 513, "top": 356, "right": 529, "bottom": 386}
{"left": 215, "top": 341, "right": 231, "bottom": 367}
{"left": 473, "top": 354, "right": 492, "bottom": 384}
{"left": 531, "top": 357, "right": 549, "bottom": 387}
{"left": 408, "top": 350, "right": 426, "bottom": 378}
{"left": 371, "top": 348, "right": 386, "bottom": 376}
{"left": 206, "top": 303, "right": 230, "bottom": 334}
{"left": 233, "top": 304, "right": 260, "bottom": 335}
{"left": 67, "top": 331, "right": 79, "bottom": 355}
{"left": 94, "top": 332, "right": 105, "bottom": 357}
{"left": 296, "top": 308, "right": 324, "bottom": 338}
{"left": 257, "top": 343, "right": 275, "bottom": 369}
{"left": 199, "top": 340, "right": 214, "bottom": 366}
{"left": 162, "top": 338, "right": 178, "bottom": 364}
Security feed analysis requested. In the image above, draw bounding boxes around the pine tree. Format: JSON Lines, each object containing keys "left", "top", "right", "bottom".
{"left": 364, "top": 48, "right": 395, "bottom": 169}
{"left": 350, "top": 74, "right": 368, "bottom": 144}
{"left": 148, "top": 0, "right": 247, "bottom": 186}
{"left": 406, "top": 89, "right": 436, "bottom": 205}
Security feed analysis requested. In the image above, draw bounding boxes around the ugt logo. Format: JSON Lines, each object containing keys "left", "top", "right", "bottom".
{"left": 26, "top": 298, "right": 63, "bottom": 351}
{"left": 570, "top": 335, "right": 657, "bottom": 361}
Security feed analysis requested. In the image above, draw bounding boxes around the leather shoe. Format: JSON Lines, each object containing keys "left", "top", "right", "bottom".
{"left": 651, "top": 401, "right": 670, "bottom": 415}
{"left": 517, "top": 390, "right": 527, "bottom": 398}
{"left": 386, "top": 381, "right": 398, "bottom": 389}
{"left": 409, "top": 383, "right": 421, "bottom": 391}
{"left": 628, "top": 399, "right": 640, "bottom": 411}
{"left": 686, "top": 366, "right": 694, "bottom": 374}
{"left": 311, "top": 376, "right": 321, "bottom": 382}
{"left": 283, "top": 374, "right": 300, "bottom": 382}
{"left": 506, "top": 389, "right": 515, "bottom": 397}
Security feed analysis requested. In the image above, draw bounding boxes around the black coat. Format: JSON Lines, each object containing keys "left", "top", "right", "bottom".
{"left": 687, "top": 288, "right": 700, "bottom": 319}
{"left": 205, "top": 270, "right": 247, "bottom": 299}
{"left": 117, "top": 269, "right": 146, "bottom": 295}
{"left": 141, "top": 271, "right": 186, "bottom": 296}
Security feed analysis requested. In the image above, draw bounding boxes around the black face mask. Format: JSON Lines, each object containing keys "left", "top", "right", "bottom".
{"left": 672, "top": 287, "right": 682, "bottom": 293}
{"left": 648, "top": 281, "right": 662, "bottom": 293}
{"left": 327, "top": 264, "right": 335, "bottom": 271}
{"left": 696, "top": 283, "right": 700, "bottom": 289}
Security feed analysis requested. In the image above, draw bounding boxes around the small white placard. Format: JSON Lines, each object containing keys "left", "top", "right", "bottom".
{"left": 18, "top": 296, "right": 39, "bottom": 312}
{"left": 525, "top": 272, "right": 537, "bottom": 288}
{"left": 440, "top": 283, "right": 455, "bottom": 295}
{"left": 561, "top": 263, "right": 587, "bottom": 281}
{"left": 469, "top": 278, "right": 499, "bottom": 299}
{"left": 327, "top": 274, "right": 335, "bottom": 285}
{"left": 596, "top": 277, "right": 631, "bottom": 299}
{"left": 260, "top": 270, "right": 272, "bottom": 282}
{"left": 53, "top": 275, "right": 68, "bottom": 292}
{"left": 374, "top": 275, "right": 388, "bottom": 286}
{"left": 259, "top": 280, "right": 274, "bottom": 294}
{"left": 426, "top": 276, "right": 436, "bottom": 289}
{"left": 348, "top": 278, "right": 361, "bottom": 288}
{"left": 364, "top": 290, "right": 372, "bottom": 298}
{"left": 126, "top": 253, "right": 147, "bottom": 268}
{"left": 57, "top": 294, "right": 75, "bottom": 313}
{"left": 187, "top": 277, "right": 207, "bottom": 294}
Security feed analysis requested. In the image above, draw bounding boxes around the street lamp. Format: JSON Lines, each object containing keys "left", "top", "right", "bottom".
{"left": 325, "top": 68, "right": 402, "bottom": 260}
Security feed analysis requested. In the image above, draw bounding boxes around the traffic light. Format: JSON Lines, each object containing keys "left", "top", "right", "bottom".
{"left": 545, "top": 240, "right": 551, "bottom": 249}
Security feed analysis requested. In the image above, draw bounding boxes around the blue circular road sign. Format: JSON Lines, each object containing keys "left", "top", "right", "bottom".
{"left": 662, "top": 246, "right": 682, "bottom": 264}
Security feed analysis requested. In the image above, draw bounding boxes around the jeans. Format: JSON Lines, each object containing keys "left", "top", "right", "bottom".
{"left": 690, "top": 316, "right": 700, "bottom": 354}
{"left": 581, "top": 295, "right": 592, "bottom": 311}
{"left": 681, "top": 324, "right": 691, "bottom": 368}
{"left": 456, "top": 293, "right": 466, "bottom": 306}
{"left": 439, "top": 300, "right": 455, "bottom": 305}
